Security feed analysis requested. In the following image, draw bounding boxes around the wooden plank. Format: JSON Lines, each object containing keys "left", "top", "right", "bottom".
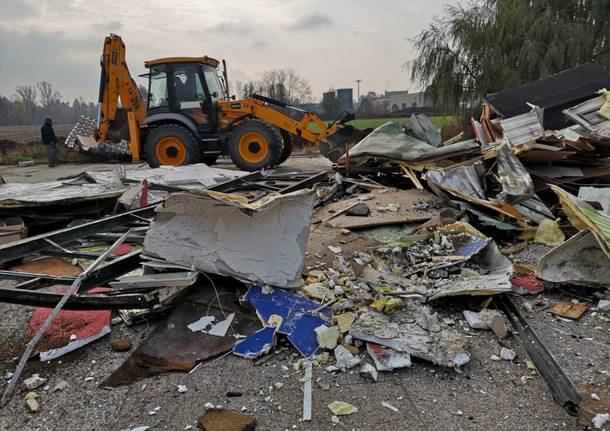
{"left": 550, "top": 301, "right": 588, "bottom": 320}
{"left": 313, "top": 188, "right": 441, "bottom": 229}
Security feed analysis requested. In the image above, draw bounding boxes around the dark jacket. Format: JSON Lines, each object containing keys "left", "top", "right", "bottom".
{"left": 40, "top": 123, "right": 57, "bottom": 146}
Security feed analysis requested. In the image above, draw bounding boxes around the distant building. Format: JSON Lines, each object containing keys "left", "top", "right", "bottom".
{"left": 363, "top": 90, "right": 434, "bottom": 114}
{"left": 298, "top": 102, "right": 323, "bottom": 114}
{"left": 336, "top": 88, "right": 353, "bottom": 112}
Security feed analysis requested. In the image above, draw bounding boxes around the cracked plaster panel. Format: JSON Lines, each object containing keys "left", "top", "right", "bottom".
{"left": 144, "top": 192, "right": 315, "bottom": 287}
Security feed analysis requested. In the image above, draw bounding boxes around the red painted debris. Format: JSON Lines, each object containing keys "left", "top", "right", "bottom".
{"left": 112, "top": 244, "right": 133, "bottom": 256}
{"left": 511, "top": 275, "right": 544, "bottom": 294}
{"left": 24, "top": 287, "right": 112, "bottom": 356}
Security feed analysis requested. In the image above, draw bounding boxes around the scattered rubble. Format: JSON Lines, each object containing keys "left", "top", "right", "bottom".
{"left": 23, "top": 374, "right": 46, "bottom": 390}
{"left": 327, "top": 400, "right": 358, "bottom": 416}
{"left": 0, "top": 73, "right": 609, "bottom": 427}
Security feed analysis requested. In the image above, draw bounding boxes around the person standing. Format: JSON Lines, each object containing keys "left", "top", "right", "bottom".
{"left": 40, "top": 117, "right": 59, "bottom": 167}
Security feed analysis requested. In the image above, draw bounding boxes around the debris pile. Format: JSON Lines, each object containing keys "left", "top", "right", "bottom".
{"left": 0, "top": 65, "right": 609, "bottom": 428}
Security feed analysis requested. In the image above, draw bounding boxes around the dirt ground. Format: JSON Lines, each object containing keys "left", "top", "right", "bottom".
{"left": 0, "top": 155, "right": 332, "bottom": 184}
{"left": 0, "top": 158, "right": 609, "bottom": 431}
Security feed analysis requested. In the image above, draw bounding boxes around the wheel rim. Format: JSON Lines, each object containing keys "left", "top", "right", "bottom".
{"left": 238, "top": 132, "right": 269, "bottom": 164}
{"left": 156, "top": 137, "right": 187, "bottom": 165}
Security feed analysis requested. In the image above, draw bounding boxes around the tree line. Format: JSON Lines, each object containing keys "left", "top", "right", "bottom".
{"left": 0, "top": 81, "right": 97, "bottom": 126}
{"left": 410, "top": 0, "right": 610, "bottom": 113}
{"left": 236, "top": 68, "right": 313, "bottom": 105}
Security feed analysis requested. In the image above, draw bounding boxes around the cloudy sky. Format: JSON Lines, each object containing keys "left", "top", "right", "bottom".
{"left": 0, "top": 0, "right": 447, "bottom": 103}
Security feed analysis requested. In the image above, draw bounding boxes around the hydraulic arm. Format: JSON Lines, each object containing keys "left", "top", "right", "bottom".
{"left": 97, "top": 34, "right": 147, "bottom": 142}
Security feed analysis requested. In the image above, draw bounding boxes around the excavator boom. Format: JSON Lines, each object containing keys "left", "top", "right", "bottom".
{"left": 97, "top": 34, "right": 147, "bottom": 142}
{"left": 218, "top": 94, "right": 359, "bottom": 161}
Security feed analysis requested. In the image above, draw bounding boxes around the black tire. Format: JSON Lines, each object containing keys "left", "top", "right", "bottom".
{"left": 228, "top": 119, "right": 284, "bottom": 171}
{"left": 144, "top": 124, "right": 200, "bottom": 168}
{"left": 201, "top": 154, "right": 219, "bottom": 165}
{"left": 278, "top": 130, "right": 293, "bottom": 164}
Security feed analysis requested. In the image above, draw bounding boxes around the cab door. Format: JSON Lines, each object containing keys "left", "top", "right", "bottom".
{"left": 170, "top": 63, "right": 212, "bottom": 131}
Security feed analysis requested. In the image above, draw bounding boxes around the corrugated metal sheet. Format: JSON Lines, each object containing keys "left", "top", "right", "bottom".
{"left": 499, "top": 109, "right": 544, "bottom": 147}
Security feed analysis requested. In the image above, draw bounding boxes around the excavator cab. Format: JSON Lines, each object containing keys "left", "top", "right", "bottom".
{"left": 142, "top": 57, "right": 226, "bottom": 166}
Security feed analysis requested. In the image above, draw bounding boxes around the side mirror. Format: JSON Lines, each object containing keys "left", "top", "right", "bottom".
{"left": 231, "top": 95, "right": 236, "bottom": 100}
{"left": 211, "top": 91, "right": 219, "bottom": 98}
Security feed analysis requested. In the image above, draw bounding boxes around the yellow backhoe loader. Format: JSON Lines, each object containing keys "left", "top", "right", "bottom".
{"left": 80, "top": 34, "right": 360, "bottom": 171}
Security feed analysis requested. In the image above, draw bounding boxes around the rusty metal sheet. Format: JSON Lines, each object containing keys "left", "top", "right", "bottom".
{"left": 10, "top": 257, "right": 82, "bottom": 277}
{"left": 103, "top": 299, "right": 259, "bottom": 386}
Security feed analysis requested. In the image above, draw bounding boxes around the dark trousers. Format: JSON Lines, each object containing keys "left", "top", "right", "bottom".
{"left": 46, "top": 142, "right": 59, "bottom": 166}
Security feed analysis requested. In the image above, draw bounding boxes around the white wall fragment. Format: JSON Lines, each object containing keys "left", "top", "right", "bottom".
{"left": 144, "top": 190, "right": 315, "bottom": 287}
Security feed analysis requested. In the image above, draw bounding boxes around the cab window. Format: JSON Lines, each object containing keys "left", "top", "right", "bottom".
{"left": 173, "top": 64, "right": 205, "bottom": 108}
{"left": 148, "top": 65, "right": 168, "bottom": 109}
{"left": 202, "top": 66, "right": 223, "bottom": 103}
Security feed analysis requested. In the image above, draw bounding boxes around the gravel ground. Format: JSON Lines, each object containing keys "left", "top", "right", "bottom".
{"left": 0, "top": 158, "right": 609, "bottom": 430}
{"left": 1, "top": 255, "right": 608, "bottom": 430}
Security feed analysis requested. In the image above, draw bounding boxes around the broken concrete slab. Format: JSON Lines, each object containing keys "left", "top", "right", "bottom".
{"left": 350, "top": 306, "right": 470, "bottom": 369}
{"left": 345, "top": 201, "right": 371, "bottom": 216}
{"left": 537, "top": 229, "right": 610, "bottom": 286}
{"left": 144, "top": 190, "right": 315, "bottom": 288}
{"left": 23, "top": 374, "right": 46, "bottom": 390}
{"left": 366, "top": 343, "right": 411, "bottom": 371}
{"left": 426, "top": 237, "right": 514, "bottom": 301}
{"left": 334, "top": 345, "right": 361, "bottom": 371}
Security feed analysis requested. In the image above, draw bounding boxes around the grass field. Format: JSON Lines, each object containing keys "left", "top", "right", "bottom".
{"left": 308, "top": 116, "right": 455, "bottom": 132}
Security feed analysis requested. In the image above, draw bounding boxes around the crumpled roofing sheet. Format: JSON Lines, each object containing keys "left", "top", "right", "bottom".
{"left": 0, "top": 181, "right": 126, "bottom": 207}
{"left": 84, "top": 163, "right": 247, "bottom": 189}
{"left": 0, "top": 164, "right": 247, "bottom": 208}
{"left": 342, "top": 122, "right": 480, "bottom": 163}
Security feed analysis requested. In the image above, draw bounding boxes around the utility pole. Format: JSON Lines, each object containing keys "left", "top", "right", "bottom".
{"left": 356, "top": 79, "right": 361, "bottom": 111}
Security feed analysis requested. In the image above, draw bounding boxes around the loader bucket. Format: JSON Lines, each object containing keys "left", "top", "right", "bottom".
{"left": 65, "top": 116, "right": 99, "bottom": 151}
{"left": 65, "top": 116, "right": 131, "bottom": 161}
{"left": 319, "top": 125, "right": 372, "bottom": 163}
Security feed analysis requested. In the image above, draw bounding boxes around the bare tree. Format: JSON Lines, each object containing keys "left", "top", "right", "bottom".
{"left": 259, "top": 69, "right": 312, "bottom": 104}
{"left": 239, "top": 69, "right": 312, "bottom": 104}
{"left": 14, "top": 85, "right": 37, "bottom": 107}
{"left": 37, "top": 81, "right": 62, "bottom": 107}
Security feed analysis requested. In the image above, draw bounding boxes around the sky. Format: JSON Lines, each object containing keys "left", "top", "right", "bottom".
{"left": 0, "top": 0, "right": 448, "bottom": 103}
